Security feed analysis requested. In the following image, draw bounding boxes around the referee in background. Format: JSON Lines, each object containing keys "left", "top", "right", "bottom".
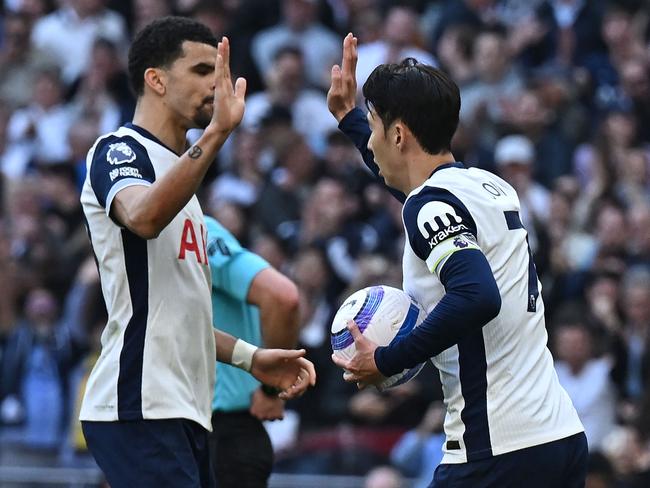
{"left": 205, "top": 214, "right": 300, "bottom": 487}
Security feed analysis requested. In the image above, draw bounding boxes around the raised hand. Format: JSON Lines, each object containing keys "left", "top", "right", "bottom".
{"left": 331, "top": 320, "right": 384, "bottom": 389}
{"left": 327, "top": 33, "right": 358, "bottom": 122}
{"left": 250, "top": 348, "right": 316, "bottom": 400}
{"left": 209, "top": 36, "right": 247, "bottom": 135}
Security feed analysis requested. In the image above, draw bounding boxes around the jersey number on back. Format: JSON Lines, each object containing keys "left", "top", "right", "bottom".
{"left": 504, "top": 211, "right": 539, "bottom": 312}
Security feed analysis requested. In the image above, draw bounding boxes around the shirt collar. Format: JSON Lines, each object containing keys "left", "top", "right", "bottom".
{"left": 429, "top": 161, "right": 465, "bottom": 177}
{"left": 125, "top": 123, "right": 181, "bottom": 156}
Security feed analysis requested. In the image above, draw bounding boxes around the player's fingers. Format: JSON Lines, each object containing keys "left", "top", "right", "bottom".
{"left": 234, "top": 77, "right": 247, "bottom": 99}
{"left": 347, "top": 320, "right": 363, "bottom": 341}
{"left": 285, "top": 377, "right": 307, "bottom": 398}
{"left": 216, "top": 39, "right": 223, "bottom": 59}
{"left": 291, "top": 363, "right": 313, "bottom": 391}
{"left": 343, "top": 370, "right": 357, "bottom": 382}
{"left": 350, "top": 35, "right": 358, "bottom": 75}
{"left": 341, "top": 33, "right": 353, "bottom": 75}
{"left": 214, "top": 52, "right": 224, "bottom": 89}
{"left": 330, "top": 64, "right": 342, "bottom": 92}
{"left": 281, "top": 348, "right": 306, "bottom": 360}
{"left": 221, "top": 37, "right": 231, "bottom": 83}
{"left": 281, "top": 368, "right": 311, "bottom": 399}
{"left": 331, "top": 353, "right": 349, "bottom": 370}
{"left": 297, "top": 357, "right": 317, "bottom": 386}
{"left": 279, "top": 389, "right": 295, "bottom": 400}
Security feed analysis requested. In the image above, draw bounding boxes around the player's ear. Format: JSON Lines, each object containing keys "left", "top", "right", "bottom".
{"left": 143, "top": 67, "right": 166, "bottom": 96}
{"left": 393, "top": 122, "right": 404, "bottom": 150}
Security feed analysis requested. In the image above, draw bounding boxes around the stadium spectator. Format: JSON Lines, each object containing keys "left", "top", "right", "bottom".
{"left": 619, "top": 266, "right": 650, "bottom": 401}
{"left": 254, "top": 129, "right": 320, "bottom": 235}
{"left": 355, "top": 6, "right": 437, "bottom": 90}
{"left": 251, "top": 0, "right": 340, "bottom": 90}
{"left": 0, "top": 287, "right": 86, "bottom": 464}
{"left": 521, "top": 0, "right": 606, "bottom": 68}
{"left": 0, "top": 12, "right": 52, "bottom": 109}
{"left": 364, "top": 465, "right": 404, "bottom": 488}
{"left": 242, "top": 45, "right": 337, "bottom": 151}
{"left": 584, "top": 3, "right": 646, "bottom": 114}
{"left": 132, "top": 0, "right": 173, "bottom": 34}
{"left": 494, "top": 134, "right": 549, "bottom": 252}
{"left": 31, "top": 0, "right": 128, "bottom": 84}
{"left": 390, "top": 401, "right": 446, "bottom": 488}
{"left": 430, "top": 0, "right": 501, "bottom": 48}
{"left": 68, "top": 38, "right": 135, "bottom": 133}
{"left": 460, "top": 27, "right": 525, "bottom": 143}
{"left": 618, "top": 58, "right": 650, "bottom": 143}
{"left": 285, "top": 177, "right": 379, "bottom": 297}
{"left": 627, "top": 203, "right": 650, "bottom": 268}
{"left": 435, "top": 24, "right": 476, "bottom": 88}
{"left": 4, "top": 68, "right": 74, "bottom": 178}
{"left": 502, "top": 84, "right": 575, "bottom": 187}
{"left": 592, "top": 202, "right": 629, "bottom": 269}
{"left": 209, "top": 128, "right": 265, "bottom": 209}
{"left": 554, "top": 320, "right": 617, "bottom": 450}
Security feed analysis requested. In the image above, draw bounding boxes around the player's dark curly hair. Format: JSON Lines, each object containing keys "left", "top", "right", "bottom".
{"left": 128, "top": 16, "right": 218, "bottom": 96}
{"left": 362, "top": 58, "right": 461, "bottom": 155}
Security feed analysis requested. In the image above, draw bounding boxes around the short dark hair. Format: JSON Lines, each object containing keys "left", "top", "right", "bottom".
{"left": 128, "top": 16, "right": 218, "bottom": 96}
{"left": 362, "top": 58, "right": 461, "bottom": 155}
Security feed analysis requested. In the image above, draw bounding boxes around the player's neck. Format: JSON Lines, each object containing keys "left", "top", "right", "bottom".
{"left": 132, "top": 100, "right": 189, "bottom": 155}
{"left": 403, "top": 151, "right": 456, "bottom": 193}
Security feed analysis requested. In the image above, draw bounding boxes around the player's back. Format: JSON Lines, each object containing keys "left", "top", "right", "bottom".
{"left": 401, "top": 164, "right": 583, "bottom": 464}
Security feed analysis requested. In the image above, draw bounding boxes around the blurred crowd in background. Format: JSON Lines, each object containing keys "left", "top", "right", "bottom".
{"left": 0, "top": 0, "right": 649, "bottom": 487}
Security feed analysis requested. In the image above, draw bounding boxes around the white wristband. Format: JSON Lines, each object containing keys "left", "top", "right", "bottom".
{"left": 231, "top": 339, "right": 258, "bottom": 372}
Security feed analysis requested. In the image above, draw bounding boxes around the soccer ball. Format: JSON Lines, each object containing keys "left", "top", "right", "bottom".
{"left": 330, "top": 285, "right": 427, "bottom": 390}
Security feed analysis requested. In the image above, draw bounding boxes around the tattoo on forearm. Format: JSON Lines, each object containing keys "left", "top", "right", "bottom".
{"left": 188, "top": 145, "right": 203, "bottom": 159}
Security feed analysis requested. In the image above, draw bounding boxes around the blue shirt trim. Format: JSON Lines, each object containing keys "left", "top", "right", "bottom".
{"left": 125, "top": 123, "right": 181, "bottom": 156}
{"left": 117, "top": 229, "right": 148, "bottom": 420}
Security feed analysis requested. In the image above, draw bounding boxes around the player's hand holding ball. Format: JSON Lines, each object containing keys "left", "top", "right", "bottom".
{"left": 332, "top": 320, "right": 384, "bottom": 388}
{"left": 331, "top": 286, "right": 427, "bottom": 390}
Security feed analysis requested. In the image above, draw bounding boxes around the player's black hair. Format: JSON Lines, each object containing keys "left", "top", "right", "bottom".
{"left": 128, "top": 16, "right": 218, "bottom": 96}
{"left": 362, "top": 58, "right": 460, "bottom": 155}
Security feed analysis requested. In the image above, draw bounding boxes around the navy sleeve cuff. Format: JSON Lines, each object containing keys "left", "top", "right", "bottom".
{"left": 374, "top": 346, "right": 394, "bottom": 377}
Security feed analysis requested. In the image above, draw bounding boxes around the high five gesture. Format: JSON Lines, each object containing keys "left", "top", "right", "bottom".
{"left": 209, "top": 36, "right": 247, "bottom": 136}
{"left": 327, "top": 33, "right": 358, "bottom": 123}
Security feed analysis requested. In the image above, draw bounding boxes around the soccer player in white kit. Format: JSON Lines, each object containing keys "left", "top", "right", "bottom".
{"left": 328, "top": 34, "right": 587, "bottom": 487}
{"left": 79, "top": 17, "right": 315, "bottom": 488}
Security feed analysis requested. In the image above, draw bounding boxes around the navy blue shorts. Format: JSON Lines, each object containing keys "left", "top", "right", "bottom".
{"left": 431, "top": 432, "right": 588, "bottom": 488}
{"left": 82, "top": 419, "right": 214, "bottom": 488}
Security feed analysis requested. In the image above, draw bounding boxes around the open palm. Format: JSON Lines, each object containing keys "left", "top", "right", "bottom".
{"left": 327, "top": 33, "right": 358, "bottom": 123}
{"left": 210, "top": 37, "right": 246, "bottom": 134}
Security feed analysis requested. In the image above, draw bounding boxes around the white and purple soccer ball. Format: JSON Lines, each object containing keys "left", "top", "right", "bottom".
{"left": 330, "top": 285, "right": 428, "bottom": 391}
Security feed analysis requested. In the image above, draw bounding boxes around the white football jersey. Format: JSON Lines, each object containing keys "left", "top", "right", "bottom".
{"left": 79, "top": 124, "right": 215, "bottom": 431}
{"left": 401, "top": 162, "right": 583, "bottom": 464}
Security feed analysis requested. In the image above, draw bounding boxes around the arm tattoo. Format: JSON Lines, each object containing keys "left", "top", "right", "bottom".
{"left": 188, "top": 145, "right": 203, "bottom": 159}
